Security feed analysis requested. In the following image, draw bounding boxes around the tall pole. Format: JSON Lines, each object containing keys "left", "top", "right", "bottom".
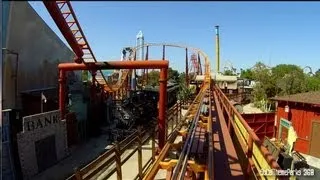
{"left": 215, "top": 25, "right": 220, "bottom": 74}
{"left": 158, "top": 68, "right": 167, "bottom": 149}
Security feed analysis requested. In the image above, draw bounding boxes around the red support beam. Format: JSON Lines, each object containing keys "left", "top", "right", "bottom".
{"left": 158, "top": 68, "right": 168, "bottom": 149}
{"left": 58, "top": 60, "right": 168, "bottom": 71}
{"left": 43, "top": 2, "right": 83, "bottom": 63}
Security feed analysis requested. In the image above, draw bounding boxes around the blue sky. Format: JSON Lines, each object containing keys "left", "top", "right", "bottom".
{"left": 29, "top": 1, "right": 320, "bottom": 73}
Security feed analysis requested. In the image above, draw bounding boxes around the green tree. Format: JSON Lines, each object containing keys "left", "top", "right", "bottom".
{"left": 178, "top": 72, "right": 186, "bottom": 84}
{"left": 147, "top": 70, "right": 160, "bottom": 87}
{"left": 240, "top": 68, "right": 254, "bottom": 79}
{"left": 314, "top": 69, "right": 320, "bottom": 78}
{"left": 168, "top": 67, "right": 179, "bottom": 82}
{"left": 223, "top": 69, "right": 234, "bottom": 76}
{"left": 305, "top": 73, "right": 320, "bottom": 91}
{"left": 177, "top": 82, "right": 192, "bottom": 104}
{"left": 251, "top": 62, "right": 276, "bottom": 98}
{"left": 272, "top": 64, "right": 306, "bottom": 95}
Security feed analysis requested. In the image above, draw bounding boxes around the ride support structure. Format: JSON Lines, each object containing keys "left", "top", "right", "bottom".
{"left": 58, "top": 60, "right": 169, "bottom": 149}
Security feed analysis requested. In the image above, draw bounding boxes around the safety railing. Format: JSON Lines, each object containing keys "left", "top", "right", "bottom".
{"left": 66, "top": 129, "right": 156, "bottom": 180}
{"left": 166, "top": 103, "right": 182, "bottom": 138}
{"left": 214, "top": 84, "right": 284, "bottom": 180}
{"left": 66, "top": 102, "right": 183, "bottom": 180}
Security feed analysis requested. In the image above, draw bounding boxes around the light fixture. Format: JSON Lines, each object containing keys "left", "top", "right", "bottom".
{"left": 285, "top": 105, "right": 290, "bottom": 113}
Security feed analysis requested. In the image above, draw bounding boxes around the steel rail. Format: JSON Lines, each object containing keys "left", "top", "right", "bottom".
{"left": 177, "top": 88, "right": 207, "bottom": 180}
{"left": 143, "top": 84, "right": 208, "bottom": 179}
{"left": 171, "top": 87, "right": 207, "bottom": 180}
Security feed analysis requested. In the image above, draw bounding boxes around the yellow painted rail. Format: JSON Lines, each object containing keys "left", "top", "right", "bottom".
{"left": 214, "top": 84, "right": 286, "bottom": 180}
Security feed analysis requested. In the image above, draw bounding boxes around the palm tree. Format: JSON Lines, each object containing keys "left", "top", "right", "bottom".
{"left": 177, "top": 82, "right": 192, "bottom": 105}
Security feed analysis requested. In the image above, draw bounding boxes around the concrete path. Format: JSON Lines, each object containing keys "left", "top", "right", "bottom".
{"left": 32, "top": 134, "right": 111, "bottom": 180}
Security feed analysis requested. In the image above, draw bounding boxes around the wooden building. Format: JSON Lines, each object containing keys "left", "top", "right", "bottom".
{"left": 271, "top": 91, "right": 320, "bottom": 158}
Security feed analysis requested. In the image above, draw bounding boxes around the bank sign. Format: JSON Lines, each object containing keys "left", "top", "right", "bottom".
{"left": 22, "top": 110, "right": 61, "bottom": 132}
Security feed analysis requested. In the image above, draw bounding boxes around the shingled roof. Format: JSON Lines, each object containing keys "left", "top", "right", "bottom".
{"left": 270, "top": 91, "right": 320, "bottom": 105}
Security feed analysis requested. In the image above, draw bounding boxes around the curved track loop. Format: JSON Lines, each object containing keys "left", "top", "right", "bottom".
{"left": 102, "top": 43, "right": 211, "bottom": 93}
{"left": 45, "top": 2, "right": 211, "bottom": 93}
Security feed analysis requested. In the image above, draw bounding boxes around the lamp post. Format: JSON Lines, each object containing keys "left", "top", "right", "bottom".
{"left": 2, "top": 48, "right": 19, "bottom": 108}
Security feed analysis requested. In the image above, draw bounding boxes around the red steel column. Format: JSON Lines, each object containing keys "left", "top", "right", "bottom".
{"left": 59, "top": 70, "right": 66, "bottom": 119}
{"left": 158, "top": 68, "right": 168, "bottom": 149}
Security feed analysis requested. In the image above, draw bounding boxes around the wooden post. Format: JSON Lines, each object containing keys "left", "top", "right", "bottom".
{"left": 74, "top": 167, "right": 82, "bottom": 180}
{"left": 138, "top": 132, "right": 143, "bottom": 179}
{"left": 114, "top": 142, "right": 122, "bottom": 180}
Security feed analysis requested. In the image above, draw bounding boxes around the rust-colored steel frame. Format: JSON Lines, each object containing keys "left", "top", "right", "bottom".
{"left": 43, "top": 1, "right": 83, "bottom": 62}
{"left": 143, "top": 83, "right": 210, "bottom": 180}
{"left": 59, "top": 60, "right": 169, "bottom": 149}
{"left": 132, "top": 43, "right": 210, "bottom": 90}
{"left": 43, "top": 1, "right": 111, "bottom": 91}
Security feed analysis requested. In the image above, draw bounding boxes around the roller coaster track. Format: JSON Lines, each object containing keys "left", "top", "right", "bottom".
{"left": 170, "top": 86, "right": 208, "bottom": 180}
{"left": 43, "top": 2, "right": 286, "bottom": 180}
{"left": 100, "top": 43, "right": 211, "bottom": 93}
{"left": 142, "top": 81, "right": 211, "bottom": 180}
{"left": 43, "top": 1, "right": 126, "bottom": 92}
{"left": 43, "top": 0, "right": 211, "bottom": 93}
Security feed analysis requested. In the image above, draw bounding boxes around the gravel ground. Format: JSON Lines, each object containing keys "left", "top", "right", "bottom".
{"left": 242, "top": 103, "right": 263, "bottom": 114}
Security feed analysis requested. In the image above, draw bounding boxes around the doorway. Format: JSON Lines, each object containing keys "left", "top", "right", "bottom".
{"left": 309, "top": 121, "right": 320, "bottom": 158}
{"left": 35, "top": 135, "right": 58, "bottom": 172}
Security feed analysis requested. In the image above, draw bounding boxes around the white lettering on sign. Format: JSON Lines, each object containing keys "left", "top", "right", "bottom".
{"left": 22, "top": 110, "right": 61, "bottom": 132}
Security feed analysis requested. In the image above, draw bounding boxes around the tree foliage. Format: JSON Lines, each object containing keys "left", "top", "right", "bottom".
{"left": 146, "top": 70, "right": 160, "bottom": 87}
{"left": 240, "top": 69, "right": 254, "bottom": 79}
{"left": 241, "top": 62, "right": 320, "bottom": 109}
{"left": 223, "top": 69, "right": 235, "bottom": 76}
{"left": 177, "top": 83, "right": 192, "bottom": 103}
{"left": 143, "top": 68, "right": 180, "bottom": 87}
{"left": 178, "top": 72, "right": 186, "bottom": 84}
{"left": 168, "top": 67, "right": 179, "bottom": 82}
